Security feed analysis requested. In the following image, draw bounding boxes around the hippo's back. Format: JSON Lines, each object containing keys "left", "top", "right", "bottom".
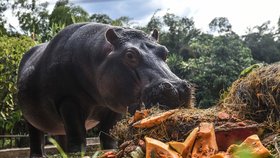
{"left": 17, "top": 23, "right": 113, "bottom": 134}
{"left": 18, "top": 23, "right": 89, "bottom": 90}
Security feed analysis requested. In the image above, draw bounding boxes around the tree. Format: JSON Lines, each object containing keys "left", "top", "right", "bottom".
{"left": 90, "top": 13, "right": 112, "bottom": 24}
{"left": 278, "top": 16, "right": 280, "bottom": 35}
{"left": 243, "top": 21, "right": 280, "bottom": 63}
{"left": 168, "top": 33, "right": 254, "bottom": 108}
{"left": 90, "top": 13, "right": 132, "bottom": 27}
{"left": 209, "top": 17, "right": 232, "bottom": 34}
{"left": 146, "top": 9, "right": 162, "bottom": 32}
{"left": 49, "top": 0, "right": 89, "bottom": 27}
{"left": 161, "top": 13, "right": 200, "bottom": 54}
{"left": 0, "top": 0, "right": 9, "bottom": 35}
{"left": 111, "top": 16, "right": 132, "bottom": 27}
{"left": 12, "top": 0, "right": 49, "bottom": 39}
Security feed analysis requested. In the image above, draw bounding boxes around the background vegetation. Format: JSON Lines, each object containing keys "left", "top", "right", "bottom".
{"left": 0, "top": 0, "right": 280, "bottom": 135}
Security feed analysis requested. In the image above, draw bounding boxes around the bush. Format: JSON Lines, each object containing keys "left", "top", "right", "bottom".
{"left": 0, "top": 35, "right": 35, "bottom": 134}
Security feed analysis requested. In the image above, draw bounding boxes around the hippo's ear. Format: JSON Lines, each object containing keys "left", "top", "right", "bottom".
{"left": 150, "top": 29, "right": 159, "bottom": 42}
{"left": 105, "top": 28, "right": 120, "bottom": 46}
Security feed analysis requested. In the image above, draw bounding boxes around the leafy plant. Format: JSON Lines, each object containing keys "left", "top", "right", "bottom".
{"left": 0, "top": 35, "right": 35, "bottom": 134}
{"left": 48, "top": 137, "right": 67, "bottom": 158}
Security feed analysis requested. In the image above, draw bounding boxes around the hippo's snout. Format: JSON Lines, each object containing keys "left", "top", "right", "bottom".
{"left": 141, "top": 80, "right": 193, "bottom": 109}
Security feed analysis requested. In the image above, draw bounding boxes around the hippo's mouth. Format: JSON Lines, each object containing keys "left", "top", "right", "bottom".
{"left": 133, "top": 69, "right": 141, "bottom": 83}
{"left": 139, "top": 80, "right": 193, "bottom": 110}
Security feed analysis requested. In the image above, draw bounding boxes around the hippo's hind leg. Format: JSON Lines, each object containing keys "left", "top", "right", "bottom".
{"left": 28, "top": 122, "right": 46, "bottom": 158}
{"left": 59, "top": 98, "right": 86, "bottom": 153}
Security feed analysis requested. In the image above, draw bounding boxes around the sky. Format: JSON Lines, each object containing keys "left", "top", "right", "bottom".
{"left": 6, "top": 0, "right": 280, "bottom": 35}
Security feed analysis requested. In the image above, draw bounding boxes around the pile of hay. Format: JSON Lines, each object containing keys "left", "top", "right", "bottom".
{"left": 110, "top": 106, "right": 258, "bottom": 143}
{"left": 219, "top": 62, "right": 280, "bottom": 130}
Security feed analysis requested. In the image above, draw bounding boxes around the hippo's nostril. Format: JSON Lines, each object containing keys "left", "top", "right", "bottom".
{"left": 181, "top": 81, "right": 192, "bottom": 90}
{"left": 186, "top": 83, "right": 192, "bottom": 89}
{"left": 159, "top": 82, "right": 173, "bottom": 90}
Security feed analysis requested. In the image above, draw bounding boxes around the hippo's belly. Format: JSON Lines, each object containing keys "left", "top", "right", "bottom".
{"left": 22, "top": 105, "right": 65, "bottom": 134}
{"left": 21, "top": 100, "right": 100, "bottom": 135}
{"left": 85, "top": 120, "right": 100, "bottom": 130}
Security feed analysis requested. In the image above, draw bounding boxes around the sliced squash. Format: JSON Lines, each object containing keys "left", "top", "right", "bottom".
{"left": 191, "top": 122, "right": 218, "bottom": 158}
{"left": 145, "top": 136, "right": 182, "bottom": 158}
{"left": 169, "top": 127, "right": 199, "bottom": 158}
{"left": 133, "top": 109, "right": 178, "bottom": 128}
{"left": 129, "top": 109, "right": 150, "bottom": 124}
{"left": 181, "top": 127, "right": 199, "bottom": 158}
{"left": 227, "top": 134, "right": 271, "bottom": 158}
{"left": 210, "top": 152, "right": 231, "bottom": 158}
{"left": 168, "top": 141, "right": 185, "bottom": 155}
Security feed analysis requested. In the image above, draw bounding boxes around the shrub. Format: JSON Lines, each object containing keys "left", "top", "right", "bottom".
{"left": 0, "top": 35, "right": 35, "bottom": 134}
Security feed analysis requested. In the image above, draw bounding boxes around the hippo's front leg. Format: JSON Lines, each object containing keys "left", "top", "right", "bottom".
{"left": 99, "top": 110, "right": 122, "bottom": 149}
{"left": 59, "top": 98, "right": 86, "bottom": 153}
{"left": 28, "top": 123, "right": 46, "bottom": 158}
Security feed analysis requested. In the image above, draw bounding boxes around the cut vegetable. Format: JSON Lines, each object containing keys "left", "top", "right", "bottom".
{"left": 169, "top": 127, "right": 199, "bottom": 158}
{"left": 145, "top": 136, "right": 182, "bottom": 158}
{"left": 181, "top": 127, "right": 199, "bottom": 158}
{"left": 129, "top": 109, "right": 150, "bottom": 124}
{"left": 191, "top": 122, "right": 218, "bottom": 158}
{"left": 210, "top": 152, "right": 231, "bottom": 158}
{"left": 168, "top": 141, "right": 185, "bottom": 155}
{"left": 133, "top": 109, "right": 178, "bottom": 128}
{"left": 227, "top": 134, "right": 271, "bottom": 158}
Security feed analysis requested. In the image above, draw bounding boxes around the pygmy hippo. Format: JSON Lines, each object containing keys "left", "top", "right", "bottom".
{"left": 17, "top": 23, "right": 193, "bottom": 157}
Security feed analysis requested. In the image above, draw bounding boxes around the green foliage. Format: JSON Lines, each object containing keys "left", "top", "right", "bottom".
{"left": 167, "top": 53, "right": 187, "bottom": 78}
{"left": 145, "top": 9, "right": 163, "bottom": 32}
{"left": 90, "top": 13, "right": 112, "bottom": 24}
{"left": 168, "top": 33, "right": 254, "bottom": 108}
{"left": 244, "top": 21, "right": 280, "bottom": 63}
{"left": 48, "top": 137, "right": 67, "bottom": 158}
{"left": 160, "top": 13, "right": 200, "bottom": 54}
{"left": 111, "top": 16, "right": 132, "bottom": 27}
{"left": 13, "top": 0, "right": 49, "bottom": 38}
{"left": 0, "top": 0, "right": 9, "bottom": 35}
{"left": 239, "top": 63, "right": 264, "bottom": 78}
{"left": 209, "top": 17, "right": 232, "bottom": 34}
{"left": 90, "top": 13, "right": 132, "bottom": 27}
{"left": 0, "top": 35, "right": 35, "bottom": 134}
{"left": 49, "top": 0, "right": 89, "bottom": 27}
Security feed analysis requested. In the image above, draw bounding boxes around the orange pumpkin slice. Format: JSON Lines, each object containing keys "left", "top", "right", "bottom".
{"left": 227, "top": 134, "right": 271, "bottom": 158}
{"left": 169, "top": 127, "right": 199, "bottom": 158}
{"left": 168, "top": 142, "right": 185, "bottom": 156}
{"left": 210, "top": 152, "right": 231, "bottom": 158}
{"left": 145, "top": 136, "right": 182, "bottom": 158}
{"left": 128, "top": 109, "right": 150, "bottom": 124}
{"left": 133, "top": 109, "right": 178, "bottom": 128}
{"left": 191, "top": 122, "right": 218, "bottom": 158}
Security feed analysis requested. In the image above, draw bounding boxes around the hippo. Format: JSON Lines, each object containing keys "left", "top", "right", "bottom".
{"left": 17, "top": 23, "right": 193, "bottom": 157}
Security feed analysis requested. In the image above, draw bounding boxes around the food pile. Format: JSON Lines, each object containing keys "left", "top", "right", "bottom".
{"left": 105, "top": 108, "right": 278, "bottom": 158}
{"left": 110, "top": 107, "right": 263, "bottom": 147}
{"left": 102, "top": 63, "right": 280, "bottom": 158}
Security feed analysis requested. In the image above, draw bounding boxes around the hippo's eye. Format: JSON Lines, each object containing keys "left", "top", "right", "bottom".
{"left": 124, "top": 49, "right": 140, "bottom": 67}
{"left": 126, "top": 51, "right": 134, "bottom": 60}
{"left": 158, "top": 51, "right": 168, "bottom": 61}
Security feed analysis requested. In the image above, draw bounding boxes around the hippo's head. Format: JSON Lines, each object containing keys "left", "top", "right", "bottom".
{"left": 97, "top": 27, "right": 193, "bottom": 113}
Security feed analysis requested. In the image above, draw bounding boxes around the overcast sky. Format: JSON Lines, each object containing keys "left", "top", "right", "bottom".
{"left": 7, "top": 0, "right": 280, "bottom": 35}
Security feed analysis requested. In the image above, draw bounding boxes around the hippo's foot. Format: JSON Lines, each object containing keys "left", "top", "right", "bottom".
{"left": 66, "top": 152, "right": 87, "bottom": 157}
{"left": 30, "top": 154, "right": 46, "bottom": 158}
{"left": 99, "top": 131, "right": 118, "bottom": 149}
